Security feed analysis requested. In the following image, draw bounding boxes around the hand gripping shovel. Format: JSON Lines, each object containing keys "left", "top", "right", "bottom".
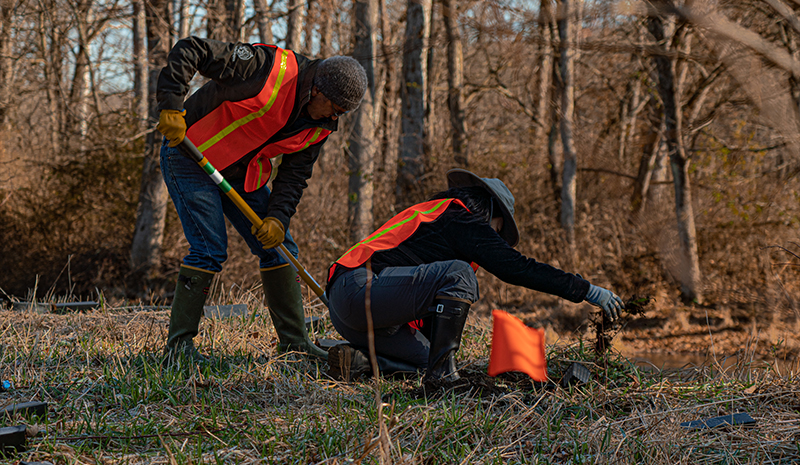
{"left": 181, "top": 138, "right": 329, "bottom": 307}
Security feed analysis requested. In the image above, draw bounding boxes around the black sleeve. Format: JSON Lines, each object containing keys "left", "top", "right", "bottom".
{"left": 264, "top": 138, "right": 327, "bottom": 230}
{"left": 443, "top": 210, "right": 590, "bottom": 303}
{"left": 156, "top": 36, "right": 272, "bottom": 111}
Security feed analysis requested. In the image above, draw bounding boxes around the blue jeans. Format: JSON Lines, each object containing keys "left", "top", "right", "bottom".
{"left": 327, "top": 260, "right": 479, "bottom": 367}
{"left": 160, "top": 142, "right": 300, "bottom": 272}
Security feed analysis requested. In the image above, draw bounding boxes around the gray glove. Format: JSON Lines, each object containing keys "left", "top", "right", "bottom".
{"left": 585, "top": 284, "right": 624, "bottom": 321}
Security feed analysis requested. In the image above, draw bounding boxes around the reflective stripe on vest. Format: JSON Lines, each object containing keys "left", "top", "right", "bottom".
{"left": 328, "top": 198, "right": 469, "bottom": 281}
{"left": 243, "top": 126, "right": 329, "bottom": 192}
{"left": 186, "top": 46, "right": 331, "bottom": 192}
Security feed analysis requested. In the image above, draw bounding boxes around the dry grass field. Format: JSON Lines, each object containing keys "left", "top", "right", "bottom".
{"left": 0, "top": 288, "right": 798, "bottom": 464}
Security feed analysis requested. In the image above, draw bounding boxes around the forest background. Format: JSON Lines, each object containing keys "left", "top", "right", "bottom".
{"left": 1, "top": 0, "right": 799, "bottom": 360}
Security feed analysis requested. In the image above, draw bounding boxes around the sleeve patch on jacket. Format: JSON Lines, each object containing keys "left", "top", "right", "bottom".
{"left": 235, "top": 45, "right": 254, "bottom": 61}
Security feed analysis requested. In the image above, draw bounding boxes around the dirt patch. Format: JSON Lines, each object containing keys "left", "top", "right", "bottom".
{"left": 510, "top": 295, "right": 800, "bottom": 364}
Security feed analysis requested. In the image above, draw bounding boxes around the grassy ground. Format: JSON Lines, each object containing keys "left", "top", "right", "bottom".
{"left": 0, "top": 298, "right": 798, "bottom": 464}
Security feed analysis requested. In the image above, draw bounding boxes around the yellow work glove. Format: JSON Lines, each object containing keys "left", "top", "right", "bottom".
{"left": 251, "top": 217, "right": 285, "bottom": 249}
{"left": 156, "top": 109, "right": 187, "bottom": 147}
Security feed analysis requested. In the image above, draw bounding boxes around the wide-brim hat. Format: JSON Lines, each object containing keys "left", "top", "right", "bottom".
{"left": 446, "top": 169, "right": 519, "bottom": 247}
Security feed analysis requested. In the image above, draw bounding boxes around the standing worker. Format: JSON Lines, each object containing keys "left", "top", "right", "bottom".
{"left": 155, "top": 36, "right": 367, "bottom": 362}
{"left": 325, "top": 169, "right": 624, "bottom": 382}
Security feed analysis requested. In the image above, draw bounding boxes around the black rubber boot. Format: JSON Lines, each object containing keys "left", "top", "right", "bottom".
{"left": 164, "top": 266, "right": 215, "bottom": 364}
{"left": 423, "top": 298, "right": 471, "bottom": 382}
{"left": 327, "top": 344, "right": 422, "bottom": 382}
{"left": 261, "top": 266, "right": 329, "bottom": 360}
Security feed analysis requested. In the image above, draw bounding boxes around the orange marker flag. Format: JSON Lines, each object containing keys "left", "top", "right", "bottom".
{"left": 488, "top": 309, "right": 548, "bottom": 381}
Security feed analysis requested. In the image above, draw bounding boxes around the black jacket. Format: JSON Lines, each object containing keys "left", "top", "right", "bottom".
{"left": 157, "top": 36, "right": 338, "bottom": 230}
{"left": 328, "top": 204, "right": 590, "bottom": 303}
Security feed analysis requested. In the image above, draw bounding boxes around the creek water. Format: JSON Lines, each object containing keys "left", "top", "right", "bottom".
{"left": 623, "top": 351, "right": 798, "bottom": 375}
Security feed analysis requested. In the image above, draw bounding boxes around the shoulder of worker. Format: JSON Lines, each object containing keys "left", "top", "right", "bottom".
{"left": 168, "top": 36, "right": 277, "bottom": 78}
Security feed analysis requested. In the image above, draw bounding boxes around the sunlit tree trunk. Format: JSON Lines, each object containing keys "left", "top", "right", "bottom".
{"left": 229, "top": 0, "right": 246, "bottom": 42}
{"left": 378, "top": 0, "right": 399, "bottom": 176}
{"left": 423, "top": 0, "right": 436, "bottom": 156}
{"left": 648, "top": 14, "right": 702, "bottom": 303}
{"left": 347, "top": 0, "right": 377, "bottom": 243}
{"left": 303, "top": 0, "right": 316, "bottom": 55}
{"left": 558, "top": 0, "right": 577, "bottom": 247}
{"left": 534, "top": 0, "right": 554, "bottom": 159}
{"left": 631, "top": 110, "right": 664, "bottom": 214}
{"left": 319, "top": 0, "right": 333, "bottom": 55}
{"left": 442, "top": 0, "right": 467, "bottom": 167}
{"left": 130, "top": 0, "right": 171, "bottom": 285}
{"left": 0, "top": 0, "right": 13, "bottom": 130}
{"left": 396, "top": 0, "right": 429, "bottom": 208}
{"left": 254, "top": 0, "right": 273, "bottom": 44}
{"left": 133, "top": 0, "right": 148, "bottom": 129}
{"left": 619, "top": 25, "right": 646, "bottom": 162}
{"left": 285, "top": 0, "right": 305, "bottom": 50}
{"left": 176, "top": 0, "right": 190, "bottom": 38}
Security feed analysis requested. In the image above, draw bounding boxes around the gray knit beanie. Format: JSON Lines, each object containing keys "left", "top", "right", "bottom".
{"left": 313, "top": 56, "right": 368, "bottom": 112}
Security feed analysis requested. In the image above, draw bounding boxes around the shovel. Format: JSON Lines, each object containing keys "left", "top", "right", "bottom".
{"left": 181, "top": 138, "right": 329, "bottom": 307}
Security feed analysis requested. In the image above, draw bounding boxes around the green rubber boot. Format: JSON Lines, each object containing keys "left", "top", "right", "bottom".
{"left": 164, "top": 266, "right": 215, "bottom": 364}
{"left": 261, "top": 266, "right": 329, "bottom": 360}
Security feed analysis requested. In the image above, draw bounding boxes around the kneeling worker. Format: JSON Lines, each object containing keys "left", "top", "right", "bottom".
{"left": 325, "top": 169, "right": 624, "bottom": 382}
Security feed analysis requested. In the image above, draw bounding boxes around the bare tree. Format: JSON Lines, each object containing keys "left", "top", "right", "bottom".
{"left": 647, "top": 12, "right": 702, "bottom": 303}
{"left": 534, "top": 0, "right": 555, "bottom": 159}
{"left": 424, "top": 0, "right": 436, "bottom": 155}
{"left": 0, "top": 0, "right": 15, "bottom": 130}
{"left": 176, "top": 0, "right": 190, "bottom": 39}
{"left": 253, "top": 0, "right": 274, "bottom": 44}
{"left": 348, "top": 0, "right": 377, "bottom": 242}
{"left": 442, "top": 0, "right": 467, "bottom": 166}
{"left": 558, "top": 0, "right": 578, "bottom": 247}
{"left": 377, "top": 0, "right": 400, "bottom": 178}
{"left": 132, "top": 0, "right": 148, "bottom": 129}
{"left": 130, "top": 0, "right": 172, "bottom": 285}
{"left": 396, "top": 0, "right": 429, "bottom": 208}
{"left": 319, "top": 0, "right": 334, "bottom": 55}
{"left": 285, "top": 0, "right": 305, "bottom": 49}
{"left": 207, "top": 0, "right": 243, "bottom": 41}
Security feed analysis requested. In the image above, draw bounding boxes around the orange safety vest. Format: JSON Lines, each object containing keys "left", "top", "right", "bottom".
{"left": 328, "top": 198, "right": 479, "bottom": 282}
{"left": 186, "top": 45, "right": 332, "bottom": 192}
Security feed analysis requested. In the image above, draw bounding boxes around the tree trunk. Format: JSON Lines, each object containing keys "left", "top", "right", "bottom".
{"left": 619, "top": 26, "right": 646, "bottom": 162}
{"left": 130, "top": 0, "right": 171, "bottom": 285}
{"left": 285, "top": 0, "right": 305, "bottom": 50}
{"left": 423, "top": 0, "right": 436, "bottom": 156}
{"left": 319, "top": 0, "right": 333, "bottom": 56}
{"left": 442, "top": 0, "right": 467, "bottom": 167}
{"left": 254, "top": 0, "right": 273, "bottom": 44}
{"left": 378, "top": 0, "right": 399, "bottom": 176}
{"left": 558, "top": 0, "right": 577, "bottom": 247}
{"left": 177, "top": 0, "right": 190, "bottom": 38}
{"left": 206, "top": 0, "right": 227, "bottom": 40}
{"left": 396, "top": 0, "right": 428, "bottom": 208}
{"left": 347, "top": 0, "right": 377, "bottom": 243}
{"left": 548, "top": 43, "right": 562, "bottom": 205}
{"left": 648, "top": 14, "right": 702, "bottom": 303}
{"left": 534, "top": 0, "right": 555, "bottom": 158}
{"left": 37, "top": 5, "right": 63, "bottom": 154}
{"left": 133, "top": 0, "right": 148, "bottom": 129}
{"left": 303, "top": 0, "right": 315, "bottom": 55}
{"left": 631, "top": 110, "right": 664, "bottom": 214}
{"left": 227, "top": 0, "right": 245, "bottom": 42}
{"left": 0, "top": 0, "right": 13, "bottom": 129}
